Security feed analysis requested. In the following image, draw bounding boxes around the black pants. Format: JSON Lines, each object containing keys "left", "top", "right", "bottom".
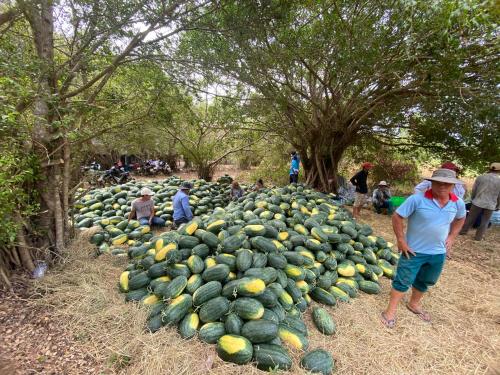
{"left": 289, "top": 173, "right": 298, "bottom": 183}
{"left": 174, "top": 217, "right": 189, "bottom": 228}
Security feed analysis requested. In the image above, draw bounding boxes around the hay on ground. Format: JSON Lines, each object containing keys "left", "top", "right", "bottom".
{"left": 32, "top": 214, "right": 500, "bottom": 375}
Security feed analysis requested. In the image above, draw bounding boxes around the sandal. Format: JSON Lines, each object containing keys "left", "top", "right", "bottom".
{"left": 406, "top": 304, "right": 431, "bottom": 322}
{"left": 380, "top": 311, "right": 396, "bottom": 328}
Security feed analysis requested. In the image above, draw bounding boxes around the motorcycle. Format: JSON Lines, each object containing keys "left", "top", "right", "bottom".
{"left": 98, "top": 166, "right": 131, "bottom": 186}
{"left": 81, "top": 162, "right": 103, "bottom": 186}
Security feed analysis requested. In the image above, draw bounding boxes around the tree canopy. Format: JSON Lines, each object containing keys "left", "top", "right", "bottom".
{"left": 179, "top": 0, "right": 499, "bottom": 189}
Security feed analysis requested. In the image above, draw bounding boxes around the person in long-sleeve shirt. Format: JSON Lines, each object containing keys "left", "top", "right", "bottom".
{"left": 289, "top": 151, "right": 300, "bottom": 183}
{"left": 372, "top": 181, "right": 393, "bottom": 215}
{"left": 173, "top": 182, "right": 194, "bottom": 227}
{"left": 350, "top": 162, "right": 373, "bottom": 219}
{"left": 459, "top": 162, "right": 500, "bottom": 241}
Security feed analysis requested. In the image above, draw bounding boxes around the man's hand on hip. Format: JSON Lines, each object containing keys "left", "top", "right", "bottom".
{"left": 397, "top": 239, "right": 415, "bottom": 259}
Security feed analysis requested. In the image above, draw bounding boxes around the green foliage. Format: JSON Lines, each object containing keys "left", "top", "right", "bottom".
{"left": 179, "top": 0, "right": 498, "bottom": 188}
{"left": 0, "top": 152, "right": 38, "bottom": 244}
{"left": 250, "top": 139, "right": 296, "bottom": 186}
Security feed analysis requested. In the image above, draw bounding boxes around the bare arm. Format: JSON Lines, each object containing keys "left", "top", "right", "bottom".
{"left": 128, "top": 207, "right": 136, "bottom": 222}
{"left": 449, "top": 217, "right": 465, "bottom": 237}
{"left": 445, "top": 217, "right": 465, "bottom": 258}
{"left": 150, "top": 206, "right": 155, "bottom": 223}
{"left": 392, "top": 213, "right": 415, "bottom": 258}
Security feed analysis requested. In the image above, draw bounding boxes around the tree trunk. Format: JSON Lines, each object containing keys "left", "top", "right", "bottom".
{"left": 20, "top": 0, "right": 68, "bottom": 263}
{"left": 299, "top": 137, "right": 347, "bottom": 193}
{"left": 165, "top": 152, "right": 179, "bottom": 172}
{"left": 197, "top": 164, "right": 214, "bottom": 181}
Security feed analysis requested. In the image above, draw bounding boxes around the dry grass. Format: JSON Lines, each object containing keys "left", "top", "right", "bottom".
{"left": 30, "top": 213, "right": 500, "bottom": 375}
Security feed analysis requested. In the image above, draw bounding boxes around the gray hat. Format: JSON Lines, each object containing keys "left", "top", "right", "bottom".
{"left": 180, "top": 181, "right": 193, "bottom": 190}
{"left": 425, "top": 169, "right": 464, "bottom": 185}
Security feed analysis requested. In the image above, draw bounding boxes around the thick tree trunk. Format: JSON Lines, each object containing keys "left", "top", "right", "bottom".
{"left": 299, "top": 138, "right": 347, "bottom": 193}
{"left": 197, "top": 164, "right": 214, "bottom": 181}
{"left": 165, "top": 152, "right": 179, "bottom": 172}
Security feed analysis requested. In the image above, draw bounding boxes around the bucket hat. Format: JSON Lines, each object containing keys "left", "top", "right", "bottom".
{"left": 425, "top": 169, "right": 464, "bottom": 185}
{"left": 140, "top": 187, "right": 155, "bottom": 196}
{"left": 180, "top": 181, "right": 193, "bottom": 190}
{"left": 489, "top": 162, "right": 500, "bottom": 171}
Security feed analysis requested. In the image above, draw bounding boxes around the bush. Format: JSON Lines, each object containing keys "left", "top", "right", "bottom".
{"left": 249, "top": 152, "right": 292, "bottom": 186}
{"left": 370, "top": 156, "right": 419, "bottom": 191}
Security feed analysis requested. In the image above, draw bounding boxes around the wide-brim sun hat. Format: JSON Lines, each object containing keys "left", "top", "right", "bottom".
{"left": 180, "top": 181, "right": 193, "bottom": 190}
{"left": 425, "top": 169, "right": 464, "bottom": 185}
{"left": 378, "top": 181, "right": 388, "bottom": 186}
{"left": 490, "top": 162, "right": 500, "bottom": 171}
{"left": 140, "top": 187, "right": 155, "bottom": 196}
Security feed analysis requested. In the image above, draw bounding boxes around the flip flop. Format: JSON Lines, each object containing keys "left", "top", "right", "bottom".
{"left": 406, "top": 304, "right": 431, "bottom": 322}
{"left": 380, "top": 311, "right": 396, "bottom": 329}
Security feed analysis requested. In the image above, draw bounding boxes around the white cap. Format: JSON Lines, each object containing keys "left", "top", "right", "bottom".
{"left": 378, "top": 181, "right": 388, "bottom": 186}
{"left": 140, "top": 187, "right": 155, "bottom": 196}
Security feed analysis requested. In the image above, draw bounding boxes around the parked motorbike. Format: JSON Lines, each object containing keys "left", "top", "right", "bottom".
{"left": 98, "top": 166, "right": 131, "bottom": 186}
{"left": 81, "top": 162, "right": 103, "bottom": 186}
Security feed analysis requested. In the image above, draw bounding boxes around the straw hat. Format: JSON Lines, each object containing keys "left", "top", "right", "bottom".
{"left": 425, "top": 169, "right": 464, "bottom": 185}
{"left": 140, "top": 187, "right": 155, "bottom": 196}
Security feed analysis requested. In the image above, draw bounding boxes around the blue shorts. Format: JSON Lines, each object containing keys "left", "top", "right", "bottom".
{"left": 392, "top": 253, "right": 446, "bottom": 293}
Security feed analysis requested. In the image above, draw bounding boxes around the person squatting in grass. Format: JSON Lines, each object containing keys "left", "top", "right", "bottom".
{"left": 128, "top": 187, "right": 166, "bottom": 227}
{"left": 289, "top": 151, "right": 300, "bottom": 184}
{"left": 381, "top": 168, "right": 466, "bottom": 328}
{"left": 350, "top": 162, "right": 374, "bottom": 220}
{"left": 372, "top": 181, "right": 394, "bottom": 215}
{"left": 172, "top": 182, "right": 194, "bottom": 228}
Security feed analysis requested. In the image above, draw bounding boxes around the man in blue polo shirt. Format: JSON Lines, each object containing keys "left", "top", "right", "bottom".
{"left": 381, "top": 168, "right": 466, "bottom": 328}
{"left": 173, "top": 182, "right": 194, "bottom": 228}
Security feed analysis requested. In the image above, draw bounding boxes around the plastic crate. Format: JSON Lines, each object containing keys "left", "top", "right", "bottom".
{"left": 390, "top": 196, "right": 406, "bottom": 207}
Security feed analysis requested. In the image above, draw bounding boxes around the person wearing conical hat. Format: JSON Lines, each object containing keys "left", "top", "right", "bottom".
{"left": 128, "top": 187, "right": 165, "bottom": 227}
{"left": 381, "top": 168, "right": 466, "bottom": 328}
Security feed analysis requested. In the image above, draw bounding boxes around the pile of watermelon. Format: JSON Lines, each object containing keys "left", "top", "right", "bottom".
{"left": 117, "top": 185, "right": 398, "bottom": 374}
{"left": 72, "top": 177, "right": 233, "bottom": 255}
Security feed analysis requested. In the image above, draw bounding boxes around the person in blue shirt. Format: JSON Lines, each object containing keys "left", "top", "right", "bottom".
{"left": 173, "top": 181, "right": 194, "bottom": 228}
{"left": 381, "top": 169, "right": 466, "bottom": 328}
{"left": 289, "top": 151, "right": 300, "bottom": 184}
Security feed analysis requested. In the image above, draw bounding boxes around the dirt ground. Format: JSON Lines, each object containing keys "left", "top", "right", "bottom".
{"left": 1, "top": 174, "right": 499, "bottom": 374}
